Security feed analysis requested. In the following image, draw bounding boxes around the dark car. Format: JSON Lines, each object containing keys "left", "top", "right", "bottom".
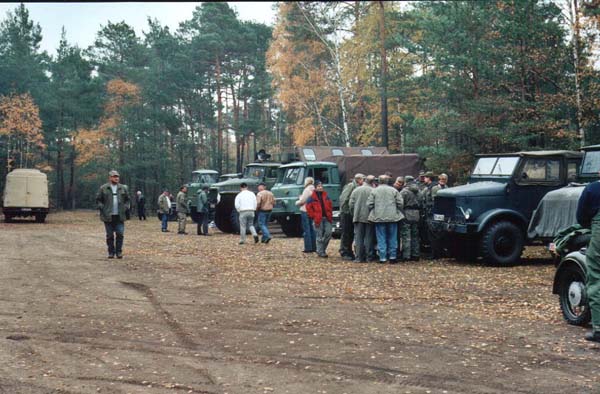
{"left": 430, "top": 150, "right": 582, "bottom": 266}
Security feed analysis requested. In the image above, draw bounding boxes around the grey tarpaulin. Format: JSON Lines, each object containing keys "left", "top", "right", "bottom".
{"left": 527, "top": 183, "right": 585, "bottom": 239}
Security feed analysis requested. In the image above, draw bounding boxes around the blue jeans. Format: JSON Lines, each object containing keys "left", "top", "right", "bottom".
{"left": 375, "top": 222, "right": 398, "bottom": 261}
{"left": 301, "top": 211, "right": 316, "bottom": 252}
{"left": 104, "top": 216, "right": 125, "bottom": 256}
{"left": 258, "top": 210, "right": 272, "bottom": 241}
{"left": 161, "top": 213, "right": 169, "bottom": 231}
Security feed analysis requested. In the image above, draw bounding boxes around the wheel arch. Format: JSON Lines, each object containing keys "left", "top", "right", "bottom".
{"left": 477, "top": 209, "right": 528, "bottom": 235}
{"left": 553, "top": 252, "right": 588, "bottom": 294}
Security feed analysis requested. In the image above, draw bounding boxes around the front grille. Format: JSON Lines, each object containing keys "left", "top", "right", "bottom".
{"left": 433, "top": 196, "right": 456, "bottom": 219}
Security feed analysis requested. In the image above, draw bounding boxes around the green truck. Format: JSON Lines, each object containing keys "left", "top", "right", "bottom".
{"left": 271, "top": 151, "right": 422, "bottom": 237}
{"left": 209, "top": 161, "right": 281, "bottom": 233}
{"left": 186, "top": 169, "right": 219, "bottom": 223}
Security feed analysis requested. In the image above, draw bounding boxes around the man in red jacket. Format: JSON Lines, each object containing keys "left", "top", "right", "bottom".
{"left": 306, "top": 181, "right": 333, "bottom": 258}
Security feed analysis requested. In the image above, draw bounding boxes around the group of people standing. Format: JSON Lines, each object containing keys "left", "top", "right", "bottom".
{"left": 299, "top": 171, "right": 448, "bottom": 263}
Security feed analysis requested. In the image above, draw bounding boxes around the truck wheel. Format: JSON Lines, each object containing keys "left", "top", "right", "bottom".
{"left": 35, "top": 213, "right": 46, "bottom": 223}
{"left": 480, "top": 221, "right": 524, "bottom": 266}
{"left": 214, "top": 195, "right": 235, "bottom": 233}
{"left": 279, "top": 215, "right": 302, "bottom": 237}
{"left": 4, "top": 215, "right": 12, "bottom": 223}
{"left": 230, "top": 210, "right": 240, "bottom": 234}
{"left": 558, "top": 265, "right": 591, "bottom": 326}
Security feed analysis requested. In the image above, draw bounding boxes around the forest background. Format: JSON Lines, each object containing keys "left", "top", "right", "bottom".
{"left": 0, "top": 1, "right": 599, "bottom": 210}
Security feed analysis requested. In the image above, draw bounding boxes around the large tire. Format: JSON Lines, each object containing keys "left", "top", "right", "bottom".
{"left": 279, "top": 215, "right": 302, "bottom": 237}
{"left": 4, "top": 214, "right": 12, "bottom": 223}
{"left": 214, "top": 195, "right": 235, "bottom": 233}
{"left": 480, "top": 221, "right": 524, "bottom": 266}
{"left": 557, "top": 265, "right": 591, "bottom": 326}
{"left": 35, "top": 213, "right": 46, "bottom": 223}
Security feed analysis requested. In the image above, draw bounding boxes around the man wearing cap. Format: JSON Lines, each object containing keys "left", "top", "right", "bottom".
{"left": 256, "top": 182, "right": 275, "bottom": 243}
{"left": 350, "top": 174, "right": 374, "bottom": 263}
{"left": 400, "top": 175, "right": 421, "bottom": 261}
{"left": 158, "top": 189, "right": 172, "bottom": 232}
{"left": 96, "top": 170, "right": 131, "bottom": 259}
{"left": 176, "top": 185, "right": 189, "bottom": 234}
{"left": 338, "top": 173, "right": 364, "bottom": 260}
{"left": 367, "top": 174, "right": 404, "bottom": 263}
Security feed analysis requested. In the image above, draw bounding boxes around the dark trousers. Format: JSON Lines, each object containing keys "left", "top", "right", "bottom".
{"left": 137, "top": 207, "right": 146, "bottom": 220}
{"left": 104, "top": 215, "right": 124, "bottom": 256}
{"left": 339, "top": 212, "right": 355, "bottom": 258}
{"left": 197, "top": 212, "right": 209, "bottom": 235}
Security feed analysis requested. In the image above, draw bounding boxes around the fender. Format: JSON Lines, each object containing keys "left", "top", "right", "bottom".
{"left": 552, "top": 251, "right": 588, "bottom": 294}
{"left": 476, "top": 209, "right": 529, "bottom": 233}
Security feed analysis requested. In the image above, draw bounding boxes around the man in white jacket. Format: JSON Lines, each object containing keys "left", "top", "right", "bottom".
{"left": 234, "top": 182, "right": 259, "bottom": 244}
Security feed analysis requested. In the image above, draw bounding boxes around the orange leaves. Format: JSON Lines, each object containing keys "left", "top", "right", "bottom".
{"left": 0, "top": 93, "right": 44, "bottom": 149}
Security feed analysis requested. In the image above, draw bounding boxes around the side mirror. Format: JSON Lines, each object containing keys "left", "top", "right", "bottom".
{"left": 521, "top": 172, "right": 528, "bottom": 180}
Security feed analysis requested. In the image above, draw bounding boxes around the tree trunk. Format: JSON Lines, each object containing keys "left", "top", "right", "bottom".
{"left": 570, "top": 0, "right": 585, "bottom": 147}
{"left": 216, "top": 55, "right": 223, "bottom": 174}
{"left": 378, "top": 1, "right": 389, "bottom": 149}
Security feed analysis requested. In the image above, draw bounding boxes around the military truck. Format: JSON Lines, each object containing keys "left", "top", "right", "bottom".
{"left": 527, "top": 144, "right": 600, "bottom": 260}
{"left": 2, "top": 168, "right": 49, "bottom": 223}
{"left": 271, "top": 151, "right": 421, "bottom": 237}
{"left": 186, "top": 169, "right": 219, "bottom": 223}
{"left": 209, "top": 161, "right": 281, "bottom": 233}
{"left": 430, "top": 150, "right": 582, "bottom": 266}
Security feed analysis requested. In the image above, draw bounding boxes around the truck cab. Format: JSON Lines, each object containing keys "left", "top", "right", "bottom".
{"left": 209, "top": 162, "right": 281, "bottom": 233}
{"left": 431, "top": 150, "right": 582, "bottom": 266}
{"left": 187, "top": 169, "right": 219, "bottom": 223}
{"left": 271, "top": 161, "right": 341, "bottom": 236}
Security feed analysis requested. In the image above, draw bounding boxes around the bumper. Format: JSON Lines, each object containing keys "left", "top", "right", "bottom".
{"left": 429, "top": 219, "right": 478, "bottom": 235}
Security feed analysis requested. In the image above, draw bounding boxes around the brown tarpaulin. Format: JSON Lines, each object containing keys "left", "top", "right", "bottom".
{"left": 323, "top": 154, "right": 421, "bottom": 183}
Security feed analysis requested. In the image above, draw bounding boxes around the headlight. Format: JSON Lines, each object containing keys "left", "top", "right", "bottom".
{"left": 459, "top": 207, "right": 472, "bottom": 220}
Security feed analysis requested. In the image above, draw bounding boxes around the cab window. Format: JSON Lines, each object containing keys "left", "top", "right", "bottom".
{"left": 520, "top": 158, "right": 561, "bottom": 182}
{"left": 311, "top": 167, "right": 330, "bottom": 184}
{"left": 567, "top": 161, "right": 578, "bottom": 181}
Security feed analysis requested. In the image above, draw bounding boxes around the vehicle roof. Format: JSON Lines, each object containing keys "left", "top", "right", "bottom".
{"left": 192, "top": 169, "right": 218, "bottom": 174}
{"left": 246, "top": 162, "right": 281, "bottom": 167}
{"left": 476, "top": 150, "right": 583, "bottom": 159}
{"left": 582, "top": 144, "right": 600, "bottom": 151}
{"left": 279, "top": 161, "right": 337, "bottom": 168}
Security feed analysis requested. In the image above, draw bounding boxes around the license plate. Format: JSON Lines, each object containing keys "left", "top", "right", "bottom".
{"left": 21, "top": 208, "right": 32, "bottom": 211}
{"left": 433, "top": 214, "right": 445, "bottom": 221}
{"left": 548, "top": 242, "right": 556, "bottom": 252}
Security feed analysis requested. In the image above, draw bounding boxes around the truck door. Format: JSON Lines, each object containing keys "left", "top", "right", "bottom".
{"left": 514, "top": 157, "right": 562, "bottom": 220}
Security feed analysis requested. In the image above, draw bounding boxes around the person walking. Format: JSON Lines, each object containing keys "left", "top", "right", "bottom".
{"left": 176, "top": 185, "right": 189, "bottom": 234}
{"left": 306, "top": 181, "right": 333, "bottom": 258}
{"left": 158, "top": 189, "right": 171, "bottom": 232}
{"left": 338, "top": 174, "right": 364, "bottom": 260}
{"left": 196, "top": 185, "right": 210, "bottom": 236}
{"left": 136, "top": 190, "right": 146, "bottom": 220}
{"left": 399, "top": 176, "right": 421, "bottom": 261}
{"left": 96, "top": 170, "right": 130, "bottom": 259}
{"left": 235, "top": 182, "right": 259, "bottom": 244}
{"left": 367, "top": 174, "right": 404, "bottom": 263}
{"left": 576, "top": 176, "right": 600, "bottom": 342}
{"left": 256, "top": 182, "right": 275, "bottom": 243}
{"left": 296, "top": 177, "right": 316, "bottom": 253}
{"left": 350, "top": 174, "right": 374, "bottom": 263}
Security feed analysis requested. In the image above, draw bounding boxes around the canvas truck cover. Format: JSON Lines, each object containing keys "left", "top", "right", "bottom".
{"left": 3, "top": 169, "right": 49, "bottom": 208}
{"left": 527, "top": 183, "right": 585, "bottom": 239}
{"left": 324, "top": 154, "right": 421, "bottom": 183}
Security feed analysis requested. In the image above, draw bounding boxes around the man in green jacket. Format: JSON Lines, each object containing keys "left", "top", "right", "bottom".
{"left": 196, "top": 185, "right": 210, "bottom": 236}
{"left": 367, "top": 175, "right": 404, "bottom": 263}
{"left": 96, "top": 170, "right": 130, "bottom": 259}
{"left": 338, "top": 174, "right": 364, "bottom": 260}
{"left": 176, "top": 185, "right": 189, "bottom": 235}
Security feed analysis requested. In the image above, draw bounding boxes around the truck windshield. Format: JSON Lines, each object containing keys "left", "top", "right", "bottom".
{"left": 191, "top": 173, "right": 218, "bottom": 184}
{"left": 581, "top": 151, "right": 600, "bottom": 175}
{"left": 472, "top": 157, "right": 518, "bottom": 176}
{"left": 280, "top": 167, "right": 305, "bottom": 185}
{"left": 243, "top": 166, "right": 265, "bottom": 179}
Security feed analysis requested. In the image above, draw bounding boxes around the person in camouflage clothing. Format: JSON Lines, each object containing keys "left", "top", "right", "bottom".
{"left": 399, "top": 176, "right": 420, "bottom": 261}
{"left": 338, "top": 174, "right": 364, "bottom": 260}
{"left": 418, "top": 172, "right": 435, "bottom": 255}
{"left": 176, "top": 185, "right": 189, "bottom": 235}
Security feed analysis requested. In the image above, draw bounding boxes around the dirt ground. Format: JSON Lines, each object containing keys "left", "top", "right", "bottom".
{"left": 1, "top": 210, "right": 599, "bottom": 394}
